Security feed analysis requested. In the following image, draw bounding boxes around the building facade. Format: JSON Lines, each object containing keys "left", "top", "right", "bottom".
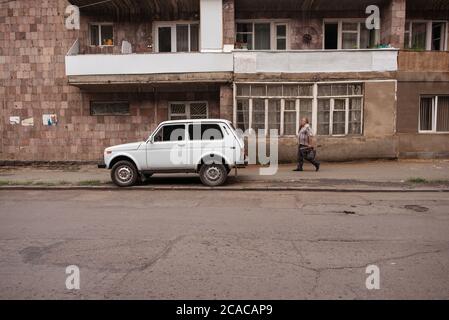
{"left": 0, "top": 0, "right": 448, "bottom": 162}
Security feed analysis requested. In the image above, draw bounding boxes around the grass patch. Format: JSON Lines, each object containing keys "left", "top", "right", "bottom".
{"left": 77, "top": 180, "right": 103, "bottom": 186}
{"left": 407, "top": 177, "right": 428, "bottom": 184}
{"left": 0, "top": 180, "right": 35, "bottom": 186}
{"left": 407, "top": 177, "right": 449, "bottom": 185}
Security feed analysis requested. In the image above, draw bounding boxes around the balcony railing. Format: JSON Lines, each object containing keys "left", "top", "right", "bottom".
{"left": 65, "top": 52, "right": 234, "bottom": 77}
{"left": 66, "top": 40, "right": 398, "bottom": 78}
{"left": 233, "top": 49, "right": 398, "bottom": 74}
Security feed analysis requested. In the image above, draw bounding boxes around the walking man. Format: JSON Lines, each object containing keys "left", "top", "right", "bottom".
{"left": 293, "top": 117, "right": 320, "bottom": 172}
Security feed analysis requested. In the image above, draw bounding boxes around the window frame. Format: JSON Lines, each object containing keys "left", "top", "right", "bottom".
{"left": 418, "top": 95, "right": 449, "bottom": 134}
{"left": 89, "top": 23, "right": 114, "bottom": 47}
{"left": 323, "top": 19, "right": 380, "bottom": 50}
{"left": 235, "top": 19, "right": 290, "bottom": 51}
{"left": 89, "top": 100, "right": 130, "bottom": 116}
{"left": 168, "top": 101, "right": 209, "bottom": 120}
{"left": 404, "top": 20, "right": 448, "bottom": 51}
{"left": 233, "top": 82, "right": 364, "bottom": 137}
{"left": 153, "top": 21, "right": 200, "bottom": 53}
{"left": 152, "top": 123, "right": 187, "bottom": 143}
{"left": 187, "top": 123, "right": 224, "bottom": 141}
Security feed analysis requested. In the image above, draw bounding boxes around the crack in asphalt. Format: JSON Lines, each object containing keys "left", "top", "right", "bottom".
{"left": 107, "top": 235, "right": 187, "bottom": 295}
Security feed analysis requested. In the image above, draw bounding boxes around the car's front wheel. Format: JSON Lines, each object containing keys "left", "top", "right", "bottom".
{"left": 199, "top": 164, "right": 228, "bottom": 187}
{"left": 111, "top": 160, "right": 138, "bottom": 187}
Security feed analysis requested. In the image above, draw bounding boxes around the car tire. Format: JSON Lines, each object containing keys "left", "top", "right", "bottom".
{"left": 199, "top": 163, "right": 228, "bottom": 187}
{"left": 111, "top": 160, "right": 138, "bottom": 187}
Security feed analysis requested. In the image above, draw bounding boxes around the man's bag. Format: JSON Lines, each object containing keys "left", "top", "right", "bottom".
{"left": 304, "top": 148, "right": 316, "bottom": 161}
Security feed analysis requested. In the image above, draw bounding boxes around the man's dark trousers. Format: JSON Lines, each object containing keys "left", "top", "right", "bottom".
{"left": 297, "top": 144, "right": 319, "bottom": 170}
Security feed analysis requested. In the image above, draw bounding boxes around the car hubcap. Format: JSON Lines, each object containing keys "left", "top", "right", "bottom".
{"left": 205, "top": 166, "right": 221, "bottom": 181}
{"left": 116, "top": 166, "right": 133, "bottom": 183}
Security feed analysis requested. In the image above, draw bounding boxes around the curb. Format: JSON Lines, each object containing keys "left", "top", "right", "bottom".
{"left": 0, "top": 185, "right": 448, "bottom": 192}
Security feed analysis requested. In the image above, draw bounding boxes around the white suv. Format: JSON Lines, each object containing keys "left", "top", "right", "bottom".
{"left": 99, "top": 119, "right": 246, "bottom": 187}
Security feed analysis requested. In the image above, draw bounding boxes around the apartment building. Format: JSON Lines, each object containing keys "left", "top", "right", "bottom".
{"left": 0, "top": 0, "right": 448, "bottom": 162}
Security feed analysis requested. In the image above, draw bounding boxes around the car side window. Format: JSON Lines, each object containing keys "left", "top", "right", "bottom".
{"left": 153, "top": 124, "right": 186, "bottom": 142}
{"left": 188, "top": 124, "right": 224, "bottom": 141}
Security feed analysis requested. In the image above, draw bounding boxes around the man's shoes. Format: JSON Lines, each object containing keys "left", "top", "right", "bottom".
{"left": 315, "top": 162, "right": 320, "bottom": 172}
{"left": 293, "top": 168, "right": 303, "bottom": 172}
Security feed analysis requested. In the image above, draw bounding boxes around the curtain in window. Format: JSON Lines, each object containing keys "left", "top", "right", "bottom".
{"left": 342, "top": 23, "right": 358, "bottom": 49}
{"left": 349, "top": 98, "right": 362, "bottom": 134}
{"left": 283, "top": 100, "right": 296, "bottom": 135}
{"left": 419, "top": 97, "right": 433, "bottom": 131}
{"left": 236, "top": 100, "right": 249, "bottom": 132}
{"left": 252, "top": 99, "right": 266, "bottom": 132}
{"left": 437, "top": 97, "right": 449, "bottom": 132}
{"left": 332, "top": 99, "right": 346, "bottom": 135}
{"left": 411, "top": 22, "right": 427, "bottom": 50}
{"left": 90, "top": 25, "right": 99, "bottom": 46}
{"left": 317, "top": 99, "right": 330, "bottom": 135}
{"left": 176, "top": 25, "right": 189, "bottom": 52}
{"left": 267, "top": 99, "right": 281, "bottom": 135}
{"left": 299, "top": 99, "right": 313, "bottom": 124}
{"left": 190, "top": 24, "right": 199, "bottom": 52}
{"left": 254, "top": 23, "right": 271, "bottom": 50}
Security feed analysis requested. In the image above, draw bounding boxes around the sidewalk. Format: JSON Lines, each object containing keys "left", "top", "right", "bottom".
{"left": 1, "top": 159, "right": 449, "bottom": 191}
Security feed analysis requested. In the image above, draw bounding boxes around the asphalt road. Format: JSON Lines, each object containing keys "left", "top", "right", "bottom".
{"left": 0, "top": 190, "right": 448, "bottom": 299}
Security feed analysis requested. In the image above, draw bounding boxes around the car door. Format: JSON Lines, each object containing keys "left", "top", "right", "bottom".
{"left": 186, "top": 122, "right": 225, "bottom": 168}
{"left": 147, "top": 123, "right": 188, "bottom": 170}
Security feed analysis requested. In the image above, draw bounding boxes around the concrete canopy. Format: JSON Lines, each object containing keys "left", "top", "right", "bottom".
{"left": 68, "top": 0, "right": 199, "bottom": 21}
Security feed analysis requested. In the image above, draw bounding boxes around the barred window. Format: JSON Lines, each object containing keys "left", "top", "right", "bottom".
{"left": 169, "top": 102, "right": 208, "bottom": 120}
{"left": 90, "top": 101, "right": 129, "bottom": 116}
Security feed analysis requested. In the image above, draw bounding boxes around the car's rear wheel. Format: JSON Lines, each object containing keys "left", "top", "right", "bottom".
{"left": 199, "top": 164, "right": 227, "bottom": 187}
{"left": 111, "top": 160, "right": 138, "bottom": 187}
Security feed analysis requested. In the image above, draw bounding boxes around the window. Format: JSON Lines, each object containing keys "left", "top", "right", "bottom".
{"left": 236, "top": 99, "right": 250, "bottom": 131}
{"left": 236, "top": 21, "right": 288, "bottom": 50}
{"left": 90, "top": 24, "right": 114, "bottom": 46}
{"left": 188, "top": 123, "right": 223, "bottom": 140}
{"left": 324, "top": 20, "right": 379, "bottom": 49}
{"left": 254, "top": 23, "right": 271, "bottom": 50}
{"left": 419, "top": 96, "right": 449, "bottom": 133}
{"left": 317, "top": 83, "right": 363, "bottom": 136}
{"left": 169, "top": 102, "right": 208, "bottom": 120}
{"left": 275, "top": 24, "right": 287, "bottom": 50}
{"left": 155, "top": 22, "right": 199, "bottom": 52}
{"left": 324, "top": 23, "right": 338, "bottom": 49}
{"left": 235, "top": 83, "right": 363, "bottom": 137}
{"left": 90, "top": 101, "right": 129, "bottom": 115}
{"left": 404, "top": 21, "right": 448, "bottom": 51}
{"left": 153, "top": 124, "right": 186, "bottom": 142}
{"left": 235, "top": 83, "right": 314, "bottom": 136}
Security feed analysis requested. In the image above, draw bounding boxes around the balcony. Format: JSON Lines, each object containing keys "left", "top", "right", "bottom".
{"left": 66, "top": 36, "right": 399, "bottom": 87}
{"left": 65, "top": 40, "right": 234, "bottom": 87}
{"left": 233, "top": 49, "right": 398, "bottom": 75}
